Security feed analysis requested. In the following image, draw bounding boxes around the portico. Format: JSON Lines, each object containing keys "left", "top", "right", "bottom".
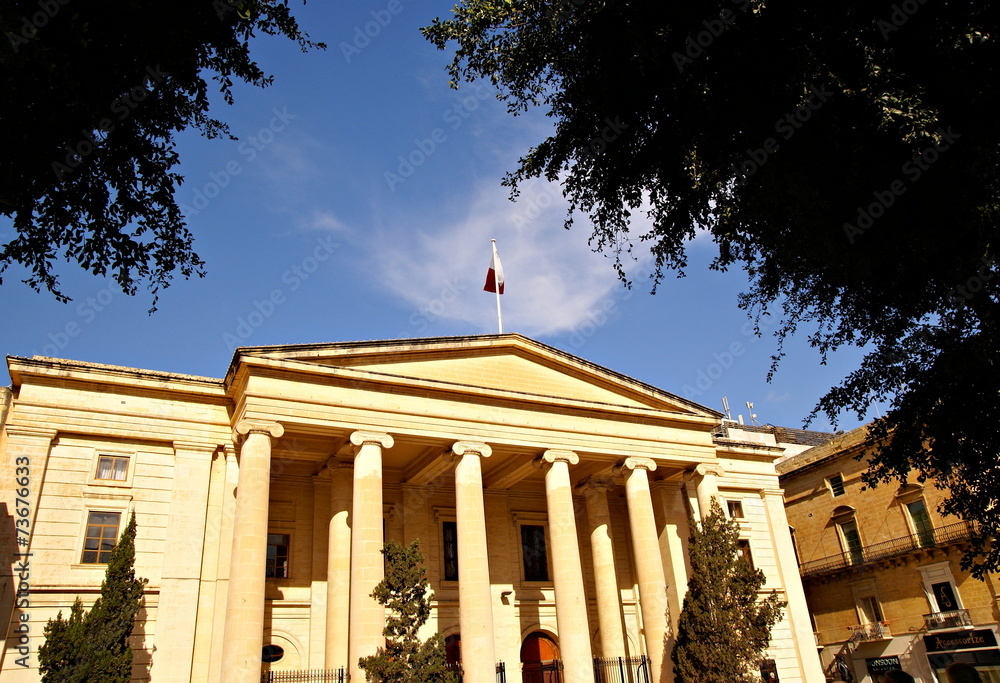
{"left": 0, "top": 334, "right": 824, "bottom": 683}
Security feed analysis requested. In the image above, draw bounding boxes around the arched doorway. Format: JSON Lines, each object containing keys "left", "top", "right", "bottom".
{"left": 521, "top": 632, "right": 561, "bottom": 683}
{"left": 445, "top": 633, "right": 462, "bottom": 676}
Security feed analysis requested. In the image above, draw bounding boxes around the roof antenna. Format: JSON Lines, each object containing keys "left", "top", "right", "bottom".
{"left": 746, "top": 401, "right": 760, "bottom": 426}
{"left": 721, "top": 396, "right": 732, "bottom": 421}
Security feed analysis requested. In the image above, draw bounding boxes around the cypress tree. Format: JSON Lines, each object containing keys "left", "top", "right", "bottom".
{"left": 671, "top": 500, "right": 785, "bottom": 683}
{"left": 38, "top": 598, "right": 88, "bottom": 682}
{"left": 359, "top": 540, "right": 457, "bottom": 683}
{"left": 38, "top": 511, "right": 147, "bottom": 683}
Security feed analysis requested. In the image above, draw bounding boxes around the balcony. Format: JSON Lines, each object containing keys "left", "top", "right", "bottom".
{"left": 924, "top": 609, "right": 974, "bottom": 631}
{"left": 848, "top": 621, "right": 892, "bottom": 643}
{"left": 799, "top": 521, "right": 974, "bottom": 578}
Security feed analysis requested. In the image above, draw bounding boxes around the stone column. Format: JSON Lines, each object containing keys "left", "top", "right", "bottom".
{"left": 615, "top": 457, "right": 667, "bottom": 683}
{"left": 326, "top": 461, "right": 353, "bottom": 670}
{"left": 348, "top": 431, "right": 393, "bottom": 682}
{"left": 536, "top": 450, "right": 593, "bottom": 683}
{"left": 451, "top": 441, "right": 497, "bottom": 683}
{"left": 651, "top": 481, "right": 691, "bottom": 638}
{"left": 692, "top": 463, "right": 725, "bottom": 521}
{"left": 582, "top": 478, "right": 627, "bottom": 659}
{"left": 761, "top": 489, "right": 826, "bottom": 682}
{"left": 154, "top": 441, "right": 216, "bottom": 683}
{"left": 222, "top": 420, "right": 284, "bottom": 683}
{"left": 210, "top": 446, "right": 239, "bottom": 682}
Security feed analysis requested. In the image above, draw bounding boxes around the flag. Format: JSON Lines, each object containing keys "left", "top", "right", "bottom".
{"left": 484, "top": 241, "right": 505, "bottom": 294}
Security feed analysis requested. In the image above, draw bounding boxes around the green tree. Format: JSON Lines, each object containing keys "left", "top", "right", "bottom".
{"left": 38, "top": 512, "right": 148, "bottom": 683}
{"left": 423, "top": 1, "right": 1000, "bottom": 574}
{"left": 358, "top": 540, "right": 457, "bottom": 683}
{"left": 671, "top": 501, "right": 784, "bottom": 683}
{"left": 0, "top": 1, "right": 323, "bottom": 308}
{"left": 38, "top": 598, "right": 88, "bottom": 683}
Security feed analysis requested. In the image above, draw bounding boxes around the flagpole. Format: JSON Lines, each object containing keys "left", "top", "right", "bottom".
{"left": 492, "top": 239, "right": 503, "bottom": 333}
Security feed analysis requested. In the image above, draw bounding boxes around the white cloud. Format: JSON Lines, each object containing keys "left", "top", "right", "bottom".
{"left": 365, "top": 176, "right": 654, "bottom": 336}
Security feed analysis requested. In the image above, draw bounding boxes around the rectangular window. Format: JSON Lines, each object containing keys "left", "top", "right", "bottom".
{"left": 95, "top": 455, "right": 129, "bottom": 481}
{"left": 839, "top": 520, "right": 864, "bottom": 564}
{"left": 907, "top": 500, "right": 935, "bottom": 547}
{"left": 737, "top": 539, "right": 754, "bottom": 569}
{"left": 860, "top": 596, "right": 884, "bottom": 623}
{"left": 442, "top": 520, "right": 459, "bottom": 582}
{"left": 266, "top": 534, "right": 290, "bottom": 578}
{"left": 727, "top": 500, "right": 745, "bottom": 519}
{"left": 521, "top": 525, "right": 549, "bottom": 582}
{"left": 828, "top": 474, "right": 846, "bottom": 497}
{"left": 931, "top": 581, "right": 960, "bottom": 612}
{"left": 81, "top": 511, "right": 121, "bottom": 564}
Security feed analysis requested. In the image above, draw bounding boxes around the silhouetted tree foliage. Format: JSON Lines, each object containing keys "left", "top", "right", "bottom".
{"left": 358, "top": 540, "right": 457, "bottom": 683}
{"left": 671, "top": 501, "right": 784, "bottom": 683}
{"left": 0, "top": 1, "right": 323, "bottom": 308}
{"left": 424, "top": 1, "right": 1000, "bottom": 574}
{"left": 38, "top": 512, "right": 147, "bottom": 682}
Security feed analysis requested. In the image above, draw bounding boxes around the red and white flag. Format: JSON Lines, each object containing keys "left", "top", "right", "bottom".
{"left": 484, "top": 241, "right": 505, "bottom": 294}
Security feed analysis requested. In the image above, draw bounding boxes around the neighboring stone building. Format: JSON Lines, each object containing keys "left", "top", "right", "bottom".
{"left": 779, "top": 425, "right": 1000, "bottom": 683}
{"left": 0, "top": 334, "right": 823, "bottom": 683}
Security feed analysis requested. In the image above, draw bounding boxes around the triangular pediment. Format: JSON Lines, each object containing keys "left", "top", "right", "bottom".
{"left": 236, "top": 335, "right": 717, "bottom": 417}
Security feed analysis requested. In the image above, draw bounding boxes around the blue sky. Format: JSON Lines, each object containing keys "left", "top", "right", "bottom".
{"left": 0, "top": 1, "right": 880, "bottom": 432}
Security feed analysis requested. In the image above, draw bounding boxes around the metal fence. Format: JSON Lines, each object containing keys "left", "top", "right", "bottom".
{"left": 497, "top": 661, "right": 506, "bottom": 683}
{"left": 593, "top": 656, "right": 650, "bottom": 683}
{"left": 261, "top": 669, "right": 348, "bottom": 683}
{"left": 522, "top": 660, "right": 563, "bottom": 683}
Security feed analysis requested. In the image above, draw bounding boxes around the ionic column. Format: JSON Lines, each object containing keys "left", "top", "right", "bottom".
{"left": 222, "top": 420, "right": 284, "bottom": 683}
{"left": 451, "top": 441, "right": 497, "bottom": 683}
{"left": 536, "top": 450, "right": 593, "bottom": 683}
{"left": 761, "top": 489, "right": 826, "bottom": 682}
{"left": 614, "top": 457, "right": 667, "bottom": 683}
{"left": 693, "top": 463, "right": 725, "bottom": 521}
{"left": 326, "top": 461, "right": 353, "bottom": 670}
{"left": 348, "top": 431, "right": 394, "bottom": 682}
{"left": 582, "top": 478, "right": 627, "bottom": 659}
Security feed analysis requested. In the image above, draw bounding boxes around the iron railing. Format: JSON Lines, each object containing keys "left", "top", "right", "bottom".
{"left": 497, "top": 662, "right": 506, "bottom": 683}
{"left": 593, "top": 656, "right": 650, "bottom": 683}
{"left": 262, "top": 669, "right": 348, "bottom": 683}
{"left": 522, "top": 660, "right": 562, "bottom": 683}
{"left": 848, "top": 621, "right": 891, "bottom": 643}
{"left": 924, "top": 608, "right": 974, "bottom": 631}
{"left": 799, "top": 521, "right": 974, "bottom": 578}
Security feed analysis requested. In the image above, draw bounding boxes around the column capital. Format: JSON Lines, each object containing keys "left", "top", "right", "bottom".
{"left": 450, "top": 441, "right": 492, "bottom": 458}
{"left": 693, "top": 462, "right": 725, "bottom": 478}
{"left": 234, "top": 420, "right": 284, "bottom": 439}
{"left": 349, "top": 430, "right": 393, "bottom": 450}
{"left": 535, "top": 449, "right": 579, "bottom": 469}
{"left": 613, "top": 456, "right": 657, "bottom": 476}
{"left": 323, "top": 457, "right": 355, "bottom": 473}
{"left": 581, "top": 477, "right": 616, "bottom": 493}
{"left": 760, "top": 488, "right": 785, "bottom": 499}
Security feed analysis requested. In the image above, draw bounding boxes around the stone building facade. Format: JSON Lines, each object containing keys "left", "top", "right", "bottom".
{"left": 0, "top": 334, "right": 823, "bottom": 682}
{"left": 779, "top": 425, "right": 1000, "bottom": 683}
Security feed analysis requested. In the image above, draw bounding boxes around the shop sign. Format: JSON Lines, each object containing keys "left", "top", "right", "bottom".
{"left": 924, "top": 629, "right": 998, "bottom": 653}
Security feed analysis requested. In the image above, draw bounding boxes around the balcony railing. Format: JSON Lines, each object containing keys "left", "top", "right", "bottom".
{"left": 262, "top": 669, "right": 348, "bottom": 683}
{"left": 848, "top": 621, "right": 892, "bottom": 643}
{"left": 924, "top": 609, "right": 974, "bottom": 631}
{"left": 799, "top": 521, "right": 974, "bottom": 578}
